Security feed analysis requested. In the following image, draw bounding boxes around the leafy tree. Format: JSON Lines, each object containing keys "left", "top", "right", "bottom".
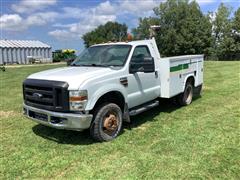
{"left": 133, "top": 0, "right": 212, "bottom": 57}
{"left": 156, "top": 0, "right": 212, "bottom": 56}
{"left": 132, "top": 17, "right": 159, "bottom": 40}
{"left": 232, "top": 8, "right": 240, "bottom": 58}
{"left": 212, "top": 4, "right": 232, "bottom": 44}
{"left": 82, "top": 22, "right": 128, "bottom": 47}
{"left": 211, "top": 3, "right": 240, "bottom": 60}
{"left": 211, "top": 3, "right": 232, "bottom": 59}
{"left": 233, "top": 8, "right": 240, "bottom": 32}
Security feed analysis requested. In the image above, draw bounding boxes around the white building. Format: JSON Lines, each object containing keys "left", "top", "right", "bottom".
{"left": 0, "top": 40, "right": 52, "bottom": 64}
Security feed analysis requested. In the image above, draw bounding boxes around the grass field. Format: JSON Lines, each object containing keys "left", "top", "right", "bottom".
{"left": 0, "top": 61, "right": 239, "bottom": 179}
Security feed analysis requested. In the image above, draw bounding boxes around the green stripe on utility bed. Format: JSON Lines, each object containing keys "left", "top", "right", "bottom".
{"left": 170, "top": 63, "right": 189, "bottom": 72}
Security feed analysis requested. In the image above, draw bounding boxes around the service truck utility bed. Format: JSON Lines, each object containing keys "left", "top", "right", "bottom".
{"left": 159, "top": 55, "right": 204, "bottom": 98}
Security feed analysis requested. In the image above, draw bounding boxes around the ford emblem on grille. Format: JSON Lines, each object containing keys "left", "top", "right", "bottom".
{"left": 33, "top": 93, "right": 43, "bottom": 99}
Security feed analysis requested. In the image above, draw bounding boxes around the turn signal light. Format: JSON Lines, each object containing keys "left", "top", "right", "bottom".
{"left": 69, "top": 96, "right": 87, "bottom": 102}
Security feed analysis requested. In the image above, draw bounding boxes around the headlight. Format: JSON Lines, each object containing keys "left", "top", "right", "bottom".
{"left": 69, "top": 90, "right": 88, "bottom": 111}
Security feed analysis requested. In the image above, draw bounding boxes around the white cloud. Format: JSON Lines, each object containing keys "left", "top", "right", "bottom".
{"left": 0, "top": 14, "right": 26, "bottom": 31}
{"left": 60, "top": 0, "right": 160, "bottom": 19}
{"left": 48, "top": 29, "right": 78, "bottom": 40}
{"left": 0, "top": 12, "right": 59, "bottom": 31}
{"left": 120, "top": 0, "right": 159, "bottom": 14}
{"left": 195, "top": 0, "right": 215, "bottom": 5}
{"left": 53, "top": 23, "right": 75, "bottom": 28}
{"left": 12, "top": 0, "right": 57, "bottom": 13}
{"left": 48, "top": 1, "right": 118, "bottom": 40}
{"left": 61, "top": 7, "right": 86, "bottom": 19}
{"left": 49, "top": 14, "right": 116, "bottom": 40}
{"left": 61, "top": 1, "right": 116, "bottom": 19}
{"left": 95, "top": 1, "right": 116, "bottom": 15}
{"left": 69, "top": 14, "right": 116, "bottom": 33}
{"left": 26, "top": 12, "right": 58, "bottom": 26}
{"left": 48, "top": 0, "right": 160, "bottom": 40}
{"left": 3, "top": 0, "right": 163, "bottom": 40}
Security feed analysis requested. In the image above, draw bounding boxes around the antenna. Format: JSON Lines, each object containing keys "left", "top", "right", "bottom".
{"left": 149, "top": 25, "right": 161, "bottom": 38}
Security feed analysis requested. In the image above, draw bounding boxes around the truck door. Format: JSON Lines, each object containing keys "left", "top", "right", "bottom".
{"left": 127, "top": 45, "right": 160, "bottom": 108}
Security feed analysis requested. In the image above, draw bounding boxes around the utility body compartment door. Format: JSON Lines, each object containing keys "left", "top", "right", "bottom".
{"left": 159, "top": 55, "right": 204, "bottom": 98}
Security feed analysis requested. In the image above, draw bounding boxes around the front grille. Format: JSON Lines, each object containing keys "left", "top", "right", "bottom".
{"left": 23, "top": 79, "right": 69, "bottom": 112}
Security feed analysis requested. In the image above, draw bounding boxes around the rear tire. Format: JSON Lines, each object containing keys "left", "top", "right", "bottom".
{"left": 178, "top": 81, "right": 193, "bottom": 106}
{"left": 90, "top": 103, "right": 123, "bottom": 142}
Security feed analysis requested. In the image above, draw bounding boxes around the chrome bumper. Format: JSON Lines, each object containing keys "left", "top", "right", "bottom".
{"left": 23, "top": 104, "right": 93, "bottom": 131}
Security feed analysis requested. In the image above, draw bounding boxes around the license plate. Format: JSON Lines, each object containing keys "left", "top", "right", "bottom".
{"left": 29, "top": 110, "right": 48, "bottom": 122}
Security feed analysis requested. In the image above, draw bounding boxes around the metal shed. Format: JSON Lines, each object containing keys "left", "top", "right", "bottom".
{"left": 0, "top": 40, "right": 52, "bottom": 64}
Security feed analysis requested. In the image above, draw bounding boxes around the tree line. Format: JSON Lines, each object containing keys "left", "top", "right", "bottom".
{"left": 82, "top": 0, "right": 240, "bottom": 60}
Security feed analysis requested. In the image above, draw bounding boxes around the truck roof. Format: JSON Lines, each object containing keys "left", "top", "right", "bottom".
{"left": 91, "top": 39, "right": 154, "bottom": 47}
{"left": 91, "top": 39, "right": 204, "bottom": 60}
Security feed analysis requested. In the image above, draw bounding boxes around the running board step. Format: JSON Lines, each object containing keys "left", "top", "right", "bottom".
{"left": 129, "top": 100, "right": 159, "bottom": 116}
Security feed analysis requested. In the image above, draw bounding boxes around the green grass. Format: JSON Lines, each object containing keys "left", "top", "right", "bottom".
{"left": 0, "top": 62, "right": 240, "bottom": 179}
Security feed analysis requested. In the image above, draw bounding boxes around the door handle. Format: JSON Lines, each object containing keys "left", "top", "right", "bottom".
{"left": 155, "top": 71, "right": 158, "bottom": 78}
{"left": 120, "top": 77, "right": 128, "bottom": 87}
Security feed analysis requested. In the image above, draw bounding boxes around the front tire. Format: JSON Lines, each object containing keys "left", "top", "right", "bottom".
{"left": 90, "top": 103, "right": 123, "bottom": 142}
{"left": 178, "top": 81, "right": 193, "bottom": 106}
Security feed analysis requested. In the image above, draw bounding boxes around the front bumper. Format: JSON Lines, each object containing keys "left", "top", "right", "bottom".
{"left": 23, "top": 103, "right": 93, "bottom": 131}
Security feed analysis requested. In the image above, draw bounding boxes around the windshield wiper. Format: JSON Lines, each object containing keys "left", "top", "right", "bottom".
{"left": 90, "top": 64, "right": 109, "bottom": 67}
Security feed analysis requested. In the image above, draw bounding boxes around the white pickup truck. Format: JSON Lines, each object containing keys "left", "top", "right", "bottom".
{"left": 23, "top": 38, "right": 203, "bottom": 141}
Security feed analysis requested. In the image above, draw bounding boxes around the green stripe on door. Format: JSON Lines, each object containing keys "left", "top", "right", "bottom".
{"left": 170, "top": 63, "right": 189, "bottom": 72}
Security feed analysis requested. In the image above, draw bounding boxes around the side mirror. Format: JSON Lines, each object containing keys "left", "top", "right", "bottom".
{"left": 129, "top": 57, "right": 155, "bottom": 74}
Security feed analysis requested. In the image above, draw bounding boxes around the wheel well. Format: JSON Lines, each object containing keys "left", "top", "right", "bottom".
{"left": 186, "top": 76, "right": 195, "bottom": 86}
{"left": 92, "top": 91, "right": 125, "bottom": 112}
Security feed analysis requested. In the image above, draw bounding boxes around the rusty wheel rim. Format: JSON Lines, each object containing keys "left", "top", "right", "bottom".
{"left": 103, "top": 111, "right": 119, "bottom": 136}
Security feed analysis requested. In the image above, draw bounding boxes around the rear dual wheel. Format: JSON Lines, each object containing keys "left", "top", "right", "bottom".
{"left": 90, "top": 103, "right": 123, "bottom": 142}
{"left": 178, "top": 81, "right": 193, "bottom": 106}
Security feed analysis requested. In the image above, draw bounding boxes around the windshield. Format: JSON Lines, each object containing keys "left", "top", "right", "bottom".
{"left": 71, "top": 45, "right": 132, "bottom": 67}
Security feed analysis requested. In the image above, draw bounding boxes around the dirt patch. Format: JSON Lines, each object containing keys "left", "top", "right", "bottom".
{"left": 135, "top": 123, "right": 151, "bottom": 131}
{"left": 0, "top": 110, "right": 20, "bottom": 118}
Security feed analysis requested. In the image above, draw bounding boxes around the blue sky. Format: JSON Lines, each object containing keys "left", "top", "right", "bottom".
{"left": 1, "top": 0, "right": 240, "bottom": 53}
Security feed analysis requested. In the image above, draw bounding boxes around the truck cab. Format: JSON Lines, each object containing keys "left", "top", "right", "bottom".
{"left": 23, "top": 38, "right": 203, "bottom": 141}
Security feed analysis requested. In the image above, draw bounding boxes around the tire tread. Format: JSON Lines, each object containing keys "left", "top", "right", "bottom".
{"left": 90, "top": 103, "right": 122, "bottom": 142}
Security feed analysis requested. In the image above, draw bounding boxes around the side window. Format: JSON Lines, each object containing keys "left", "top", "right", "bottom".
{"left": 130, "top": 46, "right": 155, "bottom": 73}
{"left": 131, "top": 46, "right": 151, "bottom": 62}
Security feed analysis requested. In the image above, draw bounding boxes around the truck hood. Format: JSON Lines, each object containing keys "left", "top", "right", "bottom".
{"left": 28, "top": 66, "right": 114, "bottom": 89}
